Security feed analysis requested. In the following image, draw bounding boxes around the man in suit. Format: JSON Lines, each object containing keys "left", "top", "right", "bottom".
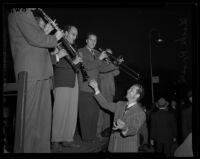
{"left": 8, "top": 8, "right": 63, "bottom": 152}
{"left": 51, "top": 25, "right": 82, "bottom": 150}
{"left": 36, "top": 17, "right": 82, "bottom": 149}
{"left": 150, "top": 97, "right": 177, "bottom": 157}
{"left": 89, "top": 79, "right": 146, "bottom": 152}
{"left": 77, "top": 33, "right": 108, "bottom": 143}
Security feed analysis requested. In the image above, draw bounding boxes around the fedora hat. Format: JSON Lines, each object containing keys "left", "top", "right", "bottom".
{"left": 156, "top": 98, "right": 169, "bottom": 108}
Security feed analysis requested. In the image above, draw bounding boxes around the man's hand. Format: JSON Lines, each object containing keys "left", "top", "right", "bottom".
{"left": 99, "top": 51, "right": 108, "bottom": 60}
{"left": 88, "top": 79, "right": 99, "bottom": 93}
{"left": 116, "top": 119, "right": 126, "bottom": 130}
{"left": 73, "top": 56, "right": 83, "bottom": 65}
{"left": 54, "top": 30, "right": 64, "bottom": 41}
{"left": 112, "top": 121, "right": 119, "bottom": 130}
{"left": 117, "top": 56, "right": 124, "bottom": 64}
{"left": 112, "top": 119, "right": 126, "bottom": 130}
{"left": 57, "top": 49, "right": 68, "bottom": 59}
{"left": 44, "top": 23, "right": 54, "bottom": 35}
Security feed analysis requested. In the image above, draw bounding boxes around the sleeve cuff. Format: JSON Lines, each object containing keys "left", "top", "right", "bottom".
{"left": 55, "top": 54, "right": 60, "bottom": 62}
{"left": 95, "top": 90, "right": 100, "bottom": 95}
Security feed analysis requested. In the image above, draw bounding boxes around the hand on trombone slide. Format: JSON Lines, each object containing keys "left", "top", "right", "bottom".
{"left": 113, "top": 56, "right": 124, "bottom": 65}
{"left": 99, "top": 50, "right": 108, "bottom": 61}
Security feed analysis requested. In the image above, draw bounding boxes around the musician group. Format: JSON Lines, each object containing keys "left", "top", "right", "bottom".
{"left": 8, "top": 8, "right": 146, "bottom": 153}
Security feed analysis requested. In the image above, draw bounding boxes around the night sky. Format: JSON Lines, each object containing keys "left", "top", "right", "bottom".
{"left": 3, "top": 3, "right": 195, "bottom": 107}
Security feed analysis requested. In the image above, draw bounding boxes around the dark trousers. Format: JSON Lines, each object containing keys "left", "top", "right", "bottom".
{"left": 78, "top": 91, "right": 100, "bottom": 141}
{"left": 155, "top": 141, "right": 173, "bottom": 157}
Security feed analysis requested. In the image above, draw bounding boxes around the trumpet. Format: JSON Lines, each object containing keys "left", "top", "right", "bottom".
{"left": 98, "top": 48, "right": 140, "bottom": 80}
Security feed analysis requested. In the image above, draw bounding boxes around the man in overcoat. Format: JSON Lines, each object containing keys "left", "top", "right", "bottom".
{"left": 150, "top": 97, "right": 177, "bottom": 156}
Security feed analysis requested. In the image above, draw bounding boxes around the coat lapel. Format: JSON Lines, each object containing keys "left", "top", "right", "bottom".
{"left": 122, "top": 104, "right": 140, "bottom": 120}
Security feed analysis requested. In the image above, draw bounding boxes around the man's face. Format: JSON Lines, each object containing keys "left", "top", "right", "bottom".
{"left": 86, "top": 35, "right": 97, "bottom": 49}
{"left": 126, "top": 85, "right": 139, "bottom": 101}
{"left": 65, "top": 27, "right": 78, "bottom": 44}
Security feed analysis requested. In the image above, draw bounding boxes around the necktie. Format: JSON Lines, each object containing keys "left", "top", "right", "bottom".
{"left": 125, "top": 105, "right": 129, "bottom": 112}
{"left": 123, "top": 104, "right": 136, "bottom": 116}
{"left": 123, "top": 105, "right": 129, "bottom": 116}
{"left": 91, "top": 50, "right": 95, "bottom": 59}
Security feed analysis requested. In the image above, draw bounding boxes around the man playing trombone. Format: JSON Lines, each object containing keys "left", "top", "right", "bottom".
{"left": 78, "top": 33, "right": 108, "bottom": 143}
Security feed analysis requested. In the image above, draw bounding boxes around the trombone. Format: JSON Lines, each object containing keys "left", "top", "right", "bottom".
{"left": 98, "top": 48, "right": 140, "bottom": 80}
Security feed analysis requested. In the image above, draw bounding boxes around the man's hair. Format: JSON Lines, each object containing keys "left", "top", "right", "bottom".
{"left": 135, "top": 84, "right": 144, "bottom": 102}
{"left": 86, "top": 32, "right": 97, "bottom": 40}
{"left": 63, "top": 25, "right": 76, "bottom": 33}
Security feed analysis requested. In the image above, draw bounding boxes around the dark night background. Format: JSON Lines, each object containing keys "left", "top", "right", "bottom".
{"left": 3, "top": 2, "right": 196, "bottom": 108}
{"left": 2, "top": 1, "right": 198, "bottom": 154}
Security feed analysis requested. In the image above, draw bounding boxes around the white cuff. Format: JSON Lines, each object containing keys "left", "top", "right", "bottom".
{"left": 55, "top": 54, "right": 60, "bottom": 62}
{"left": 95, "top": 90, "right": 100, "bottom": 95}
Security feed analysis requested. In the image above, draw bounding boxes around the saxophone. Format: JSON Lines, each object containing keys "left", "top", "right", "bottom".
{"left": 36, "top": 8, "right": 89, "bottom": 81}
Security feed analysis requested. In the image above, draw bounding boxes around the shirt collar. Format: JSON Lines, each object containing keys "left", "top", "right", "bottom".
{"left": 159, "top": 107, "right": 168, "bottom": 110}
{"left": 86, "top": 46, "right": 93, "bottom": 52}
{"left": 127, "top": 102, "right": 137, "bottom": 109}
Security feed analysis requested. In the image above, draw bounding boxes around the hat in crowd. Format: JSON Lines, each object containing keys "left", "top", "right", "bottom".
{"left": 187, "top": 91, "right": 192, "bottom": 98}
{"left": 156, "top": 97, "right": 169, "bottom": 108}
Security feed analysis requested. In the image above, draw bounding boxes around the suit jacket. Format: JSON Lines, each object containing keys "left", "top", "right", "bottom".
{"left": 138, "top": 120, "right": 148, "bottom": 145}
{"left": 78, "top": 46, "right": 103, "bottom": 92}
{"left": 99, "top": 61, "right": 120, "bottom": 97}
{"left": 94, "top": 93, "right": 146, "bottom": 152}
{"left": 150, "top": 109, "right": 177, "bottom": 143}
{"left": 8, "top": 9, "right": 57, "bottom": 81}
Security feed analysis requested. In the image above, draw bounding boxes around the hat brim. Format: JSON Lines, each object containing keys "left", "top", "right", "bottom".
{"left": 158, "top": 101, "right": 169, "bottom": 108}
